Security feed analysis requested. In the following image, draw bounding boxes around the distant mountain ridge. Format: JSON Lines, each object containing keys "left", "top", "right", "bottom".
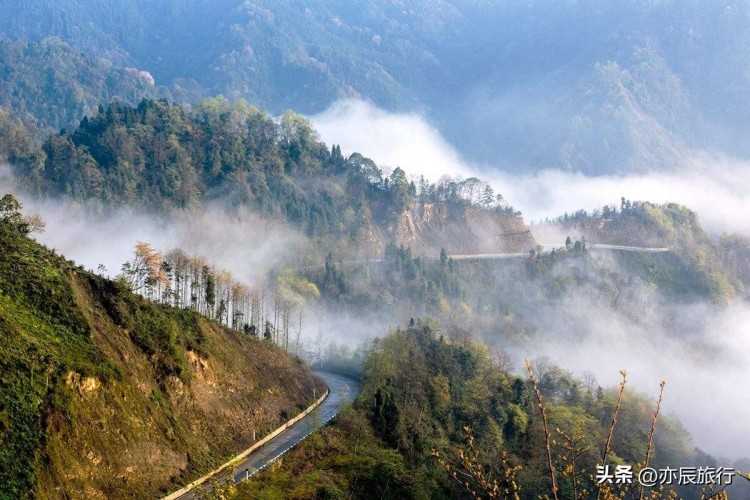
{"left": 0, "top": 38, "right": 159, "bottom": 136}
{"left": 4, "top": 0, "right": 750, "bottom": 173}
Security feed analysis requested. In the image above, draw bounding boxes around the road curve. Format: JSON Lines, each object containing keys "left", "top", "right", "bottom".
{"left": 174, "top": 371, "right": 359, "bottom": 499}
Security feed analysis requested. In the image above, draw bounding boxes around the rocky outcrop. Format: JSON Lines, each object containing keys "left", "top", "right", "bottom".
{"left": 392, "top": 203, "right": 536, "bottom": 255}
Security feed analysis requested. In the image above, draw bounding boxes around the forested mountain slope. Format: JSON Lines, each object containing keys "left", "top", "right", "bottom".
{"left": 0, "top": 39, "right": 159, "bottom": 137}
{"left": 533, "top": 200, "right": 750, "bottom": 301}
{"left": 230, "top": 320, "right": 749, "bottom": 499}
{"left": 4, "top": 1, "right": 750, "bottom": 172}
{"left": 0, "top": 196, "right": 324, "bottom": 499}
{"left": 8, "top": 98, "right": 532, "bottom": 257}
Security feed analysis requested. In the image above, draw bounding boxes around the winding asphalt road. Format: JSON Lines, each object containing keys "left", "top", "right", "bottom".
{"left": 171, "top": 245, "right": 668, "bottom": 498}
{"left": 175, "top": 371, "right": 359, "bottom": 499}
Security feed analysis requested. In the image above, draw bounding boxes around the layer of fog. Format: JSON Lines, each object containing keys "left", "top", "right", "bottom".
{"left": 0, "top": 166, "right": 310, "bottom": 285}
{"left": 312, "top": 99, "right": 750, "bottom": 459}
{"left": 0, "top": 164, "right": 387, "bottom": 347}
{"left": 4, "top": 96, "right": 750, "bottom": 459}
{"left": 312, "top": 99, "right": 750, "bottom": 238}
{"left": 516, "top": 288, "right": 750, "bottom": 460}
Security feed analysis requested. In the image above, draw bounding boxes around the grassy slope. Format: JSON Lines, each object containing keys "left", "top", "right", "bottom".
{"left": 0, "top": 220, "right": 324, "bottom": 499}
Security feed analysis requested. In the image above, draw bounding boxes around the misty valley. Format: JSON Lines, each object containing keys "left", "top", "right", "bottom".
{"left": 1, "top": 2, "right": 750, "bottom": 500}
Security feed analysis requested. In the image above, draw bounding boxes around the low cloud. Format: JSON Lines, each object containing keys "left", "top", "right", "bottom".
{"left": 488, "top": 161, "right": 750, "bottom": 236}
{"left": 0, "top": 167, "right": 309, "bottom": 285}
{"left": 311, "top": 99, "right": 474, "bottom": 180}
{"left": 518, "top": 295, "right": 750, "bottom": 459}
{"left": 311, "top": 100, "right": 750, "bottom": 460}
{"left": 312, "top": 99, "right": 750, "bottom": 237}
{"left": 37, "top": 204, "right": 308, "bottom": 285}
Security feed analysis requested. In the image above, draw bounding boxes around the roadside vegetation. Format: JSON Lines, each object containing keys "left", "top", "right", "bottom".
{"left": 232, "top": 320, "right": 748, "bottom": 499}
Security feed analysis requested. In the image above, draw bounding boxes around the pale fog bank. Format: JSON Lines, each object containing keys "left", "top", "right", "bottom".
{"left": 515, "top": 296, "right": 750, "bottom": 460}
{"left": 312, "top": 99, "right": 750, "bottom": 237}
{"left": 0, "top": 165, "right": 310, "bottom": 286}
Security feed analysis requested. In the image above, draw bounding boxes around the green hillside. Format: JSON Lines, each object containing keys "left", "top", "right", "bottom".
{"left": 231, "top": 320, "right": 740, "bottom": 499}
{"left": 534, "top": 200, "right": 750, "bottom": 301}
{"left": 0, "top": 195, "right": 324, "bottom": 499}
{"left": 7, "top": 98, "right": 524, "bottom": 258}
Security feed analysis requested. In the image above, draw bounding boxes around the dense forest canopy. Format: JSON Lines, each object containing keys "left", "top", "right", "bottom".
{"left": 9, "top": 98, "right": 518, "bottom": 244}
{"left": 0, "top": 38, "right": 159, "bottom": 136}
